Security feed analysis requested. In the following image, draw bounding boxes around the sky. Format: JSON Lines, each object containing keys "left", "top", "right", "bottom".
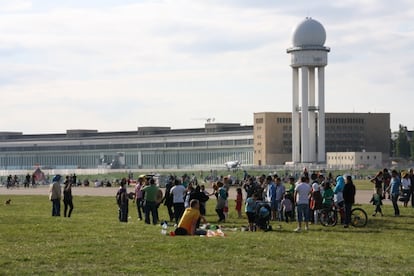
{"left": 1, "top": 0, "right": 413, "bottom": 134}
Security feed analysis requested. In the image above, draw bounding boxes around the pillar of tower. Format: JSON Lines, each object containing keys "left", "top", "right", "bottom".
{"left": 318, "top": 67, "right": 326, "bottom": 163}
{"left": 292, "top": 67, "right": 300, "bottom": 163}
{"left": 308, "top": 67, "right": 317, "bottom": 162}
{"left": 301, "top": 66, "right": 310, "bottom": 163}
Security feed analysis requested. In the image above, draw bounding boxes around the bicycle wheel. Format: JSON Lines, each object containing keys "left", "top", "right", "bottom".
{"left": 351, "top": 207, "right": 368, "bottom": 227}
{"left": 320, "top": 209, "right": 337, "bottom": 227}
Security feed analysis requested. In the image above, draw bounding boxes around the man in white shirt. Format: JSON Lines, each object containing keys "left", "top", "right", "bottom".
{"left": 170, "top": 179, "right": 186, "bottom": 224}
{"left": 294, "top": 176, "right": 311, "bottom": 232}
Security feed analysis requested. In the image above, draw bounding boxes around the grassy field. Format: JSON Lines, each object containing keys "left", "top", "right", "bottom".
{"left": 1, "top": 194, "right": 413, "bottom": 275}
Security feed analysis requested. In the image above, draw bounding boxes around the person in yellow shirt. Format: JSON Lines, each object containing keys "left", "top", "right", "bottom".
{"left": 175, "top": 199, "right": 207, "bottom": 235}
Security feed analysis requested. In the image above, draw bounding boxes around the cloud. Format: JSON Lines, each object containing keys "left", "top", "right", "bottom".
{"left": 0, "top": 0, "right": 413, "bottom": 133}
{"left": 0, "top": 0, "right": 32, "bottom": 12}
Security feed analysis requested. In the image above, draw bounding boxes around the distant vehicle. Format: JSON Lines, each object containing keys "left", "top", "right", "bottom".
{"left": 134, "top": 173, "right": 168, "bottom": 188}
{"left": 225, "top": 160, "right": 241, "bottom": 170}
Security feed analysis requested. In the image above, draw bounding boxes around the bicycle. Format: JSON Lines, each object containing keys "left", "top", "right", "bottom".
{"left": 319, "top": 203, "right": 368, "bottom": 227}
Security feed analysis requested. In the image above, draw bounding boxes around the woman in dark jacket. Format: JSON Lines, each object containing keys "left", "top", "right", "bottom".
{"left": 63, "top": 177, "right": 74, "bottom": 218}
{"left": 343, "top": 175, "right": 356, "bottom": 228}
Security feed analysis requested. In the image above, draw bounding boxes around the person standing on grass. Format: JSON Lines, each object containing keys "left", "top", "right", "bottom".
{"left": 400, "top": 171, "right": 411, "bottom": 207}
{"left": 275, "top": 177, "right": 286, "bottom": 221}
{"left": 294, "top": 175, "right": 311, "bottom": 232}
{"left": 63, "top": 176, "right": 74, "bottom": 218}
{"left": 333, "top": 175, "right": 345, "bottom": 224}
{"left": 170, "top": 179, "right": 186, "bottom": 224}
{"left": 189, "top": 185, "right": 210, "bottom": 217}
{"left": 409, "top": 168, "right": 414, "bottom": 208}
{"left": 265, "top": 176, "right": 276, "bottom": 221}
{"left": 134, "top": 176, "right": 144, "bottom": 221}
{"left": 382, "top": 168, "right": 391, "bottom": 200}
{"left": 235, "top": 187, "right": 243, "bottom": 219}
{"left": 141, "top": 178, "right": 161, "bottom": 225}
{"left": 343, "top": 175, "right": 356, "bottom": 228}
{"left": 322, "top": 182, "right": 334, "bottom": 208}
{"left": 116, "top": 178, "right": 129, "bottom": 222}
{"left": 370, "top": 171, "right": 384, "bottom": 197}
{"left": 386, "top": 170, "right": 401, "bottom": 217}
{"left": 281, "top": 193, "right": 293, "bottom": 223}
{"left": 49, "top": 175, "right": 62, "bottom": 216}
{"left": 245, "top": 193, "right": 258, "bottom": 231}
{"left": 215, "top": 181, "right": 227, "bottom": 223}
{"left": 370, "top": 193, "right": 383, "bottom": 216}
{"left": 310, "top": 173, "right": 323, "bottom": 225}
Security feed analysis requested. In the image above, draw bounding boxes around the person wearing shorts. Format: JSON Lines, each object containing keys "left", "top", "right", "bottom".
{"left": 294, "top": 176, "right": 311, "bottom": 232}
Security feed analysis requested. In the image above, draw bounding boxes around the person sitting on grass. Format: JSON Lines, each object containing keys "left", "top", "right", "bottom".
{"left": 175, "top": 199, "right": 207, "bottom": 236}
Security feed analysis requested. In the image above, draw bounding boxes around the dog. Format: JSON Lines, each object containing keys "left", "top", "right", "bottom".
{"left": 5, "top": 199, "right": 11, "bottom": 205}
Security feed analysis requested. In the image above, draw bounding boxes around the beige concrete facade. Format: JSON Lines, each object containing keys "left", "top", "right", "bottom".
{"left": 327, "top": 152, "right": 383, "bottom": 169}
{"left": 253, "top": 112, "right": 390, "bottom": 165}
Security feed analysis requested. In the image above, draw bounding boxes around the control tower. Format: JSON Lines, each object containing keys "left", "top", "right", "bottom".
{"left": 287, "top": 17, "right": 330, "bottom": 163}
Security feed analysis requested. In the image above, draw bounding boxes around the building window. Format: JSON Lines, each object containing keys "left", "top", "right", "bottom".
{"left": 256, "top": 118, "right": 264, "bottom": 124}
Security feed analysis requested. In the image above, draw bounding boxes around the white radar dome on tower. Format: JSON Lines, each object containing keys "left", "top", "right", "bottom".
{"left": 291, "top": 17, "right": 326, "bottom": 47}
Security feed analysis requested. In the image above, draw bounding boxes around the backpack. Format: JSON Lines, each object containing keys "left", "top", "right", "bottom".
{"left": 116, "top": 188, "right": 125, "bottom": 205}
{"left": 116, "top": 190, "right": 121, "bottom": 205}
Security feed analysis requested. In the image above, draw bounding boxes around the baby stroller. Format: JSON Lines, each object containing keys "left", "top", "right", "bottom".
{"left": 255, "top": 201, "right": 272, "bottom": 231}
{"left": 398, "top": 190, "right": 410, "bottom": 203}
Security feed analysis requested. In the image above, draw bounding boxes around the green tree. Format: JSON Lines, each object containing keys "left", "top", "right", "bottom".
{"left": 396, "top": 125, "right": 410, "bottom": 158}
{"left": 411, "top": 133, "right": 414, "bottom": 159}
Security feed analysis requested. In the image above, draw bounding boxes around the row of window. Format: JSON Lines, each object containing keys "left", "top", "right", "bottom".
{"left": 0, "top": 139, "right": 254, "bottom": 153}
{"left": 275, "top": 117, "right": 365, "bottom": 125}
{"left": 327, "top": 155, "right": 377, "bottom": 160}
{"left": 326, "top": 118, "right": 365, "bottom": 124}
{"left": 0, "top": 149, "right": 254, "bottom": 170}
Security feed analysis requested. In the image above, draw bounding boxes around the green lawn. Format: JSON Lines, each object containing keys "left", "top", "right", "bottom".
{"left": 1, "top": 194, "right": 413, "bottom": 275}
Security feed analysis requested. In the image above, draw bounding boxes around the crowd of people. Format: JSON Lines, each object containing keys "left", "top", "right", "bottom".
{"left": 45, "top": 167, "right": 413, "bottom": 235}
{"left": 128, "top": 174, "right": 209, "bottom": 235}
{"left": 370, "top": 168, "right": 413, "bottom": 216}
{"left": 239, "top": 170, "right": 356, "bottom": 232}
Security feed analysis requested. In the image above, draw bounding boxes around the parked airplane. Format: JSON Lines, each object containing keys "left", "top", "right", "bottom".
{"left": 225, "top": 160, "right": 241, "bottom": 170}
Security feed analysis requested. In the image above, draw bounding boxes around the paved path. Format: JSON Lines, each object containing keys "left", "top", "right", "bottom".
{"left": 0, "top": 185, "right": 388, "bottom": 205}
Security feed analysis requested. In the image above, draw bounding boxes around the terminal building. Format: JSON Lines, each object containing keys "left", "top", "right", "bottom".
{"left": 0, "top": 124, "right": 253, "bottom": 170}
{"left": 0, "top": 112, "right": 390, "bottom": 170}
{"left": 254, "top": 112, "right": 390, "bottom": 166}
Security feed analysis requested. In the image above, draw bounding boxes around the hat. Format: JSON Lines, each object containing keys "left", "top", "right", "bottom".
{"left": 52, "top": 175, "right": 62, "bottom": 182}
{"left": 401, "top": 171, "right": 408, "bottom": 178}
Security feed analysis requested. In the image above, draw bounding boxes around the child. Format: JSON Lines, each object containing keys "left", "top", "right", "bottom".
{"left": 281, "top": 193, "right": 293, "bottom": 223}
{"left": 235, "top": 188, "right": 243, "bottom": 218}
{"left": 370, "top": 193, "right": 383, "bottom": 216}
{"left": 322, "top": 182, "right": 334, "bottom": 209}
{"left": 245, "top": 193, "right": 257, "bottom": 231}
